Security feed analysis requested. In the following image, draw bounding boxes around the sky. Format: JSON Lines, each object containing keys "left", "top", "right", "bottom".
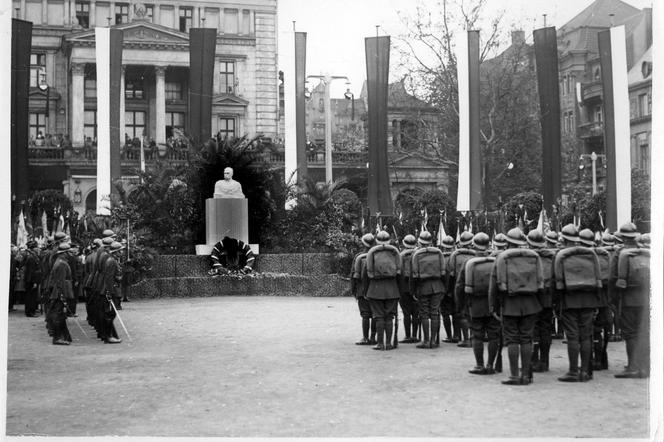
{"left": 277, "top": 0, "right": 654, "bottom": 97}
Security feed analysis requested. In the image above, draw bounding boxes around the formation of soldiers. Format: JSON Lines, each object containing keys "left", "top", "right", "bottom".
{"left": 350, "top": 222, "right": 651, "bottom": 385}
{"left": 11, "top": 229, "right": 127, "bottom": 345}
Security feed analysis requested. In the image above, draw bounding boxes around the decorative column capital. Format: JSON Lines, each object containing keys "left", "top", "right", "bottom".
{"left": 71, "top": 62, "right": 86, "bottom": 75}
{"left": 154, "top": 65, "right": 167, "bottom": 76}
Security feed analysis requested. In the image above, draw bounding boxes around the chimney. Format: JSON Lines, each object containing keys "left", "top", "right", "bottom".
{"left": 511, "top": 30, "right": 525, "bottom": 46}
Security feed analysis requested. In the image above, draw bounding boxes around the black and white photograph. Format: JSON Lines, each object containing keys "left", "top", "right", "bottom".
{"left": 2, "top": 0, "right": 662, "bottom": 439}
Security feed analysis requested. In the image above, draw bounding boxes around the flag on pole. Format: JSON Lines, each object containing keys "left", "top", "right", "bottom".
{"left": 598, "top": 210, "right": 605, "bottom": 230}
{"left": 421, "top": 208, "right": 429, "bottom": 232}
{"left": 360, "top": 215, "right": 365, "bottom": 233}
{"left": 436, "top": 213, "right": 447, "bottom": 246}
{"left": 536, "top": 210, "right": 544, "bottom": 233}
{"left": 455, "top": 225, "right": 460, "bottom": 243}
{"left": 41, "top": 210, "right": 49, "bottom": 238}
{"left": 56, "top": 213, "right": 65, "bottom": 234}
{"left": 140, "top": 135, "right": 146, "bottom": 173}
{"left": 16, "top": 210, "right": 28, "bottom": 247}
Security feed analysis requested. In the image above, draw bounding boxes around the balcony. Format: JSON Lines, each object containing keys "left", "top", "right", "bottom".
{"left": 577, "top": 121, "right": 604, "bottom": 139}
{"left": 581, "top": 81, "right": 603, "bottom": 103}
{"left": 258, "top": 150, "right": 368, "bottom": 167}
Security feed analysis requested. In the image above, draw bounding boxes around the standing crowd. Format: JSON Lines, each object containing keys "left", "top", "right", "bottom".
{"left": 350, "top": 222, "right": 650, "bottom": 385}
{"left": 9, "top": 229, "right": 128, "bottom": 345}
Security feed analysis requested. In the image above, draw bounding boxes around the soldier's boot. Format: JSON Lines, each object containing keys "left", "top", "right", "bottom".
{"left": 469, "top": 339, "right": 486, "bottom": 374}
{"left": 579, "top": 338, "right": 592, "bottom": 381}
{"left": 531, "top": 342, "right": 541, "bottom": 372}
{"left": 384, "top": 318, "right": 394, "bottom": 350}
{"left": 430, "top": 316, "right": 440, "bottom": 348}
{"left": 442, "top": 314, "right": 453, "bottom": 342}
{"left": 536, "top": 340, "right": 551, "bottom": 372}
{"left": 457, "top": 325, "right": 472, "bottom": 348}
{"left": 558, "top": 342, "right": 580, "bottom": 382}
{"left": 638, "top": 336, "right": 650, "bottom": 378}
{"left": 520, "top": 343, "right": 533, "bottom": 385}
{"left": 416, "top": 319, "right": 431, "bottom": 348}
{"left": 356, "top": 318, "right": 371, "bottom": 345}
{"left": 369, "top": 318, "right": 377, "bottom": 345}
{"left": 412, "top": 317, "right": 421, "bottom": 343}
{"left": 615, "top": 339, "right": 640, "bottom": 378}
{"left": 451, "top": 315, "right": 461, "bottom": 343}
{"left": 400, "top": 315, "right": 412, "bottom": 343}
{"left": 592, "top": 337, "right": 604, "bottom": 370}
{"left": 373, "top": 319, "right": 385, "bottom": 350}
{"left": 486, "top": 339, "right": 499, "bottom": 374}
{"left": 501, "top": 344, "right": 522, "bottom": 385}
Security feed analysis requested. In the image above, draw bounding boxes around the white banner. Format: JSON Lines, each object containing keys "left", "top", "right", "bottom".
{"left": 282, "top": 30, "right": 297, "bottom": 209}
{"left": 95, "top": 27, "right": 111, "bottom": 216}
{"left": 456, "top": 33, "right": 470, "bottom": 212}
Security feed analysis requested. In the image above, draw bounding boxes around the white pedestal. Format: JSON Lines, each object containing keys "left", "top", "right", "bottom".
{"left": 205, "top": 198, "right": 248, "bottom": 245}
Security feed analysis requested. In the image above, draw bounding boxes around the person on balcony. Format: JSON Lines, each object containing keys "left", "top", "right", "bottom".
{"left": 35, "top": 131, "right": 45, "bottom": 147}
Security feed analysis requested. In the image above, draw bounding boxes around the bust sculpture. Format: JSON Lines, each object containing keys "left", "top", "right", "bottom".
{"left": 214, "top": 167, "right": 245, "bottom": 198}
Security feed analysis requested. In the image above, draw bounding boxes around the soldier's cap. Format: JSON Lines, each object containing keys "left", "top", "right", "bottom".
{"left": 418, "top": 231, "right": 433, "bottom": 246}
{"left": 505, "top": 227, "right": 526, "bottom": 246}
{"left": 612, "top": 232, "right": 624, "bottom": 244}
{"left": 375, "top": 230, "right": 391, "bottom": 245}
{"left": 600, "top": 233, "right": 615, "bottom": 246}
{"left": 578, "top": 228, "right": 595, "bottom": 246}
{"left": 109, "top": 241, "right": 125, "bottom": 253}
{"left": 615, "top": 222, "right": 639, "bottom": 239}
{"left": 526, "top": 230, "right": 546, "bottom": 248}
{"left": 102, "top": 229, "right": 117, "bottom": 238}
{"left": 56, "top": 242, "right": 71, "bottom": 253}
{"left": 102, "top": 237, "right": 114, "bottom": 246}
{"left": 54, "top": 232, "right": 67, "bottom": 242}
{"left": 545, "top": 231, "right": 559, "bottom": 244}
{"left": 472, "top": 232, "right": 490, "bottom": 251}
{"left": 561, "top": 224, "right": 579, "bottom": 243}
{"left": 26, "top": 239, "right": 38, "bottom": 249}
{"left": 458, "top": 231, "right": 473, "bottom": 247}
{"left": 441, "top": 235, "right": 455, "bottom": 249}
{"left": 402, "top": 234, "right": 417, "bottom": 249}
{"left": 361, "top": 233, "right": 375, "bottom": 248}
{"left": 640, "top": 233, "right": 650, "bottom": 247}
{"left": 493, "top": 233, "right": 508, "bottom": 247}
{"left": 93, "top": 238, "right": 103, "bottom": 247}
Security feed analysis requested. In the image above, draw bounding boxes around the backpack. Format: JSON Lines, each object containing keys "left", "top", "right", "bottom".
{"left": 411, "top": 247, "right": 445, "bottom": 279}
{"left": 464, "top": 256, "right": 495, "bottom": 295}
{"left": 594, "top": 248, "right": 611, "bottom": 285}
{"left": 400, "top": 249, "right": 415, "bottom": 279}
{"left": 616, "top": 248, "right": 650, "bottom": 289}
{"left": 535, "top": 248, "right": 555, "bottom": 289}
{"left": 351, "top": 252, "right": 368, "bottom": 279}
{"left": 449, "top": 249, "right": 476, "bottom": 277}
{"left": 495, "top": 248, "right": 543, "bottom": 295}
{"left": 366, "top": 245, "right": 401, "bottom": 279}
{"left": 553, "top": 247, "right": 601, "bottom": 291}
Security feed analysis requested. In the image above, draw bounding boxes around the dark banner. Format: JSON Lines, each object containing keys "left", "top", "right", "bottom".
{"left": 467, "top": 31, "right": 482, "bottom": 210}
{"left": 11, "top": 19, "right": 32, "bottom": 207}
{"left": 189, "top": 28, "right": 217, "bottom": 145}
{"left": 533, "top": 27, "right": 562, "bottom": 214}
{"left": 365, "top": 36, "right": 392, "bottom": 216}
{"left": 294, "top": 32, "right": 307, "bottom": 183}
{"left": 109, "top": 28, "right": 123, "bottom": 193}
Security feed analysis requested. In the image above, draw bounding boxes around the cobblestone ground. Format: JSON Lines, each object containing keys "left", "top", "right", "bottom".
{"left": 5, "top": 296, "right": 650, "bottom": 438}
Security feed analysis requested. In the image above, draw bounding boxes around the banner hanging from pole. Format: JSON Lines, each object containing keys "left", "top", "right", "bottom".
{"left": 188, "top": 28, "right": 217, "bottom": 146}
{"left": 294, "top": 32, "right": 307, "bottom": 185}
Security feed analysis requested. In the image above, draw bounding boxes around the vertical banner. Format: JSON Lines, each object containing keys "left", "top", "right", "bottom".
{"left": 283, "top": 29, "right": 297, "bottom": 205}
{"left": 599, "top": 26, "right": 631, "bottom": 230}
{"left": 11, "top": 19, "right": 32, "bottom": 207}
{"left": 188, "top": 28, "right": 217, "bottom": 145}
{"left": 533, "top": 27, "right": 562, "bottom": 214}
{"left": 294, "top": 32, "right": 307, "bottom": 185}
{"left": 456, "top": 31, "right": 481, "bottom": 211}
{"left": 365, "top": 36, "right": 392, "bottom": 216}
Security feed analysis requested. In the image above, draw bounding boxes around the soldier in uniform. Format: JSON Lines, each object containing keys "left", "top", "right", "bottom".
{"left": 447, "top": 231, "right": 475, "bottom": 347}
{"left": 42, "top": 232, "right": 68, "bottom": 335}
{"left": 47, "top": 243, "right": 75, "bottom": 345}
{"left": 611, "top": 223, "right": 650, "bottom": 378}
{"left": 23, "top": 240, "right": 43, "bottom": 317}
{"left": 455, "top": 232, "right": 500, "bottom": 374}
{"left": 527, "top": 230, "right": 556, "bottom": 372}
{"left": 209, "top": 236, "right": 255, "bottom": 275}
{"left": 91, "top": 237, "right": 115, "bottom": 338}
{"left": 361, "top": 230, "right": 401, "bottom": 351}
{"left": 553, "top": 224, "right": 603, "bottom": 382}
{"left": 439, "top": 235, "right": 457, "bottom": 343}
{"left": 99, "top": 241, "right": 125, "bottom": 344}
{"left": 489, "top": 227, "right": 543, "bottom": 385}
{"left": 411, "top": 231, "right": 446, "bottom": 348}
{"left": 83, "top": 239, "right": 102, "bottom": 326}
{"left": 350, "top": 233, "right": 377, "bottom": 345}
{"left": 491, "top": 233, "right": 507, "bottom": 255}
{"left": 398, "top": 234, "right": 420, "bottom": 343}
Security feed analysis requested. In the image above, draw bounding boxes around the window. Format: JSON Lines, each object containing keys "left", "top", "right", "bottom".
{"left": 144, "top": 4, "right": 154, "bottom": 22}
{"left": 218, "top": 117, "right": 235, "bottom": 140}
{"left": 204, "top": 8, "right": 219, "bottom": 30}
{"left": 165, "top": 81, "right": 183, "bottom": 100}
{"left": 75, "top": 1, "right": 90, "bottom": 28}
{"left": 25, "top": 0, "right": 42, "bottom": 23}
{"left": 219, "top": 61, "right": 235, "bottom": 94}
{"left": 166, "top": 112, "right": 185, "bottom": 139}
{"left": 179, "top": 7, "right": 192, "bottom": 32}
{"left": 638, "top": 93, "right": 650, "bottom": 117}
{"left": 637, "top": 132, "right": 649, "bottom": 171}
{"left": 593, "top": 67, "right": 601, "bottom": 81}
{"left": 563, "top": 114, "right": 569, "bottom": 133}
{"left": 29, "top": 53, "right": 46, "bottom": 88}
{"left": 115, "top": 3, "right": 129, "bottom": 24}
{"left": 594, "top": 105, "right": 602, "bottom": 123}
{"left": 159, "top": 5, "right": 173, "bottom": 28}
{"left": 84, "top": 110, "right": 97, "bottom": 142}
{"left": 29, "top": 113, "right": 46, "bottom": 140}
{"left": 125, "top": 111, "right": 145, "bottom": 139}
{"left": 241, "top": 10, "right": 251, "bottom": 34}
{"left": 48, "top": 0, "right": 65, "bottom": 25}
{"left": 84, "top": 65, "right": 96, "bottom": 99}
{"left": 125, "top": 78, "right": 145, "bottom": 99}
{"left": 223, "top": 9, "right": 238, "bottom": 34}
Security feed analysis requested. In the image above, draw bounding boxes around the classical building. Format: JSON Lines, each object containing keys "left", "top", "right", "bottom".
{"left": 16, "top": 0, "right": 278, "bottom": 215}
{"left": 557, "top": 0, "right": 652, "bottom": 200}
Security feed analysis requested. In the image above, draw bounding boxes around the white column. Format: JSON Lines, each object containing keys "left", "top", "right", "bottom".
{"left": 109, "top": 2, "right": 115, "bottom": 24}
{"left": 20, "top": 0, "right": 26, "bottom": 19}
{"left": 173, "top": 7, "right": 178, "bottom": 30}
{"left": 89, "top": 0, "right": 95, "bottom": 27}
{"left": 42, "top": 0, "right": 48, "bottom": 23}
{"left": 120, "top": 66, "right": 126, "bottom": 141}
{"left": 193, "top": 7, "right": 199, "bottom": 27}
{"left": 155, "top": 65, "right": 166, "bottom": 145}
{"left": 64, "top": 0, "right": 70, "bottom": 26}
{"left": 71, "top": 63, "right": 85, "bottom": 146}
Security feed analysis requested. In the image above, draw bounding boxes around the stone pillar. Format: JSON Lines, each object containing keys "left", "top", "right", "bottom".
{"left": 20, "top": 0, "right": 26, "bottom": 19}
{"left": 120, "top": 66, "right": 126, "bottom": 141}
{"left": 42, "top": 0, "right": 48, "bottom": 23}
{"left": 64, "top": 0, "right": 70, "bottom": 26}
{"left": 110, "top": 2, "right": 115, "bottom": 24}
{"left": 193, "top": 6, "right": 199, "bottom": 27}
{"left": 155, "top": 65, "right": 166, "bottom": 145}
{"left": 71, "top": 62, "right": 85, "bottom": 146}
{"left": 89, "top": 0, "right": 95, "bottom": 27}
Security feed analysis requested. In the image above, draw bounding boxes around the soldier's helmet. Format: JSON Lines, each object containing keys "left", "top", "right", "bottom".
{"left": 376, "top": 230, "right": 391, "bottom": 245}
{"left": 26, "top": 239, "right": 38, "bottom": 249}
{"left": 109, "top": 241, "right": 124, "bottom": 253}
{"left": 616, "top": 222, "right": 639, "bottom": 239}
{"left": 459, "top": 231, "right": 474, "bottom": 247}
{"left": 441, "top": 235, "right": 455, "bottom": 249}
{"left": 545, "top": 231, "right": 559, "bottom": 245}
{"left": 54, "top": 232, "right": 67, "bottom": 243}
{"left": 402, "top": 234, "right": 417, "bottom": 249}
{"left": 56, "top": 242, "right": 71, "bottom": 253}
{"left": 93, "top": 238, "right": 103, "bottom": 248}
{"left": 506, "top": 227, "right": 527, "bottom": 246}
{"left": 361, "top": 233, "right": 375, "bottom": 248}
{"left": 601, "top": 233, "right": 615, "bottom": 246}
{"left": 561, "top": 224, "right": 579, "bottom": 243}
{"left": 526, "top": 230, "right": 546, "bottom": 248}
{"left": 640, "top": 233, "right": 651, "bottom": 248}
{"left": 102, "top": 237, "right": 114, "bottom": 246}
{"left": 578, "top": 228, "right": 595, "bottom": 246}
{"left": 472, "top": 232, "right": 490, "bottom": 250}
{"left": 418, "top": 231, "right": 433, "bottom": 246}
{"left": 102, "top": 229, "right": 116, "bottom": 238}
{"left": 493, "top": 233, "right": 508, "bottom": 248}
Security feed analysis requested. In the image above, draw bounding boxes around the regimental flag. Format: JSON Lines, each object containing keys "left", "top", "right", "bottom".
{"left": 11, "top": 19, "right": 32, "bottom": 205}
{"left": 598, "top": 26, "right": 631, "bottom": 231}
{"left": 16, "top": 210, "right": 28, "bottom": 248}
{"left": 455, "top": 225, "right": 460, "bottom": 243}
{"left": 95, "top": 27, "right": 123, "bottom": 215}
{"left": 56, "top": 213, "right": 64, "bottom": 234}
{"left": 536, "top": 210, "right": 545, "bottom": 234}
{"left": 294, "top": 32, "right": 307, "bottom": 185}
{"left": 598, "top": 210, "right": 605, "bottom": 230}
{"left": 41, "top": 210, "right": 49, "bottom": 238}
{"left": 456, "top": 30, "right": 482, "bottom": 212}
{"left": 421, "top": 208, "right": 429, "bottom": 232}
{"left": 436, "top": 212, "right": 447, "bottom": 246}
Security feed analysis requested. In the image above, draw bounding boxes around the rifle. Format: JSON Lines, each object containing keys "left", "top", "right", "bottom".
{"left": 109, "top": 296, "right": 132, "bottom": 341}
{"left": 493, "top": 311, "right": 503, "bottom": 373}
{"left": 393, "top": 305, "right": 399, "bottom": 348}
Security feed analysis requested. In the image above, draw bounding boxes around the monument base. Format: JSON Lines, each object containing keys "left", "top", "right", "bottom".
{"left": 195, "top": 243, "right": 259, "bottom": 256}
{"left": 206, "top": 198, "right": 248, "bottom": 245}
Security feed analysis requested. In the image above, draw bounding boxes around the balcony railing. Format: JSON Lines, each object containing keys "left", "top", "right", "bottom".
{"left": 577, "top": 121, "right": 604, "bottom": 139}
{"left": 258, "top": 150, "right": 368, "bottom": 166}
{"left": 581, "top": 81, "right": 603, "bottom": 103}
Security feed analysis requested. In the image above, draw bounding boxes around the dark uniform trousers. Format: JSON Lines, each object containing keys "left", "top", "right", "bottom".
{"left": 503, "top": 314, "right": 537, "bottom": 345}
{"left": 358, "top": 297, "right": 372, "bottom": 319}
{"left": 369, "top": 298, "right": 399, "bottom": 320}
{"left": 471, "top": 315, "right": 501, "bottom": 342}
{"left": 621, "top": 305, "right": 650, "bottom": 374}
{"left": 418, "top": 292, "right": 443, "bottom": 319}
{"left": 560, "top": 308, "right": 595, "bottom": 344}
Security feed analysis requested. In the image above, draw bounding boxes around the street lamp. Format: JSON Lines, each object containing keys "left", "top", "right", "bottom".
{"left": 38, "top": 68, "right": 49, "bottom": 135}
{"left": 579, "top": 151, "right": 606, "bottom": 195}
{"left": 306, "top": 74, "right": 350, "bottom": 183}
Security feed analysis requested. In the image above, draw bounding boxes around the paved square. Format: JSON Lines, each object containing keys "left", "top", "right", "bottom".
{"left": 6, "top": 297, "right": 650, "bottom": 437}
